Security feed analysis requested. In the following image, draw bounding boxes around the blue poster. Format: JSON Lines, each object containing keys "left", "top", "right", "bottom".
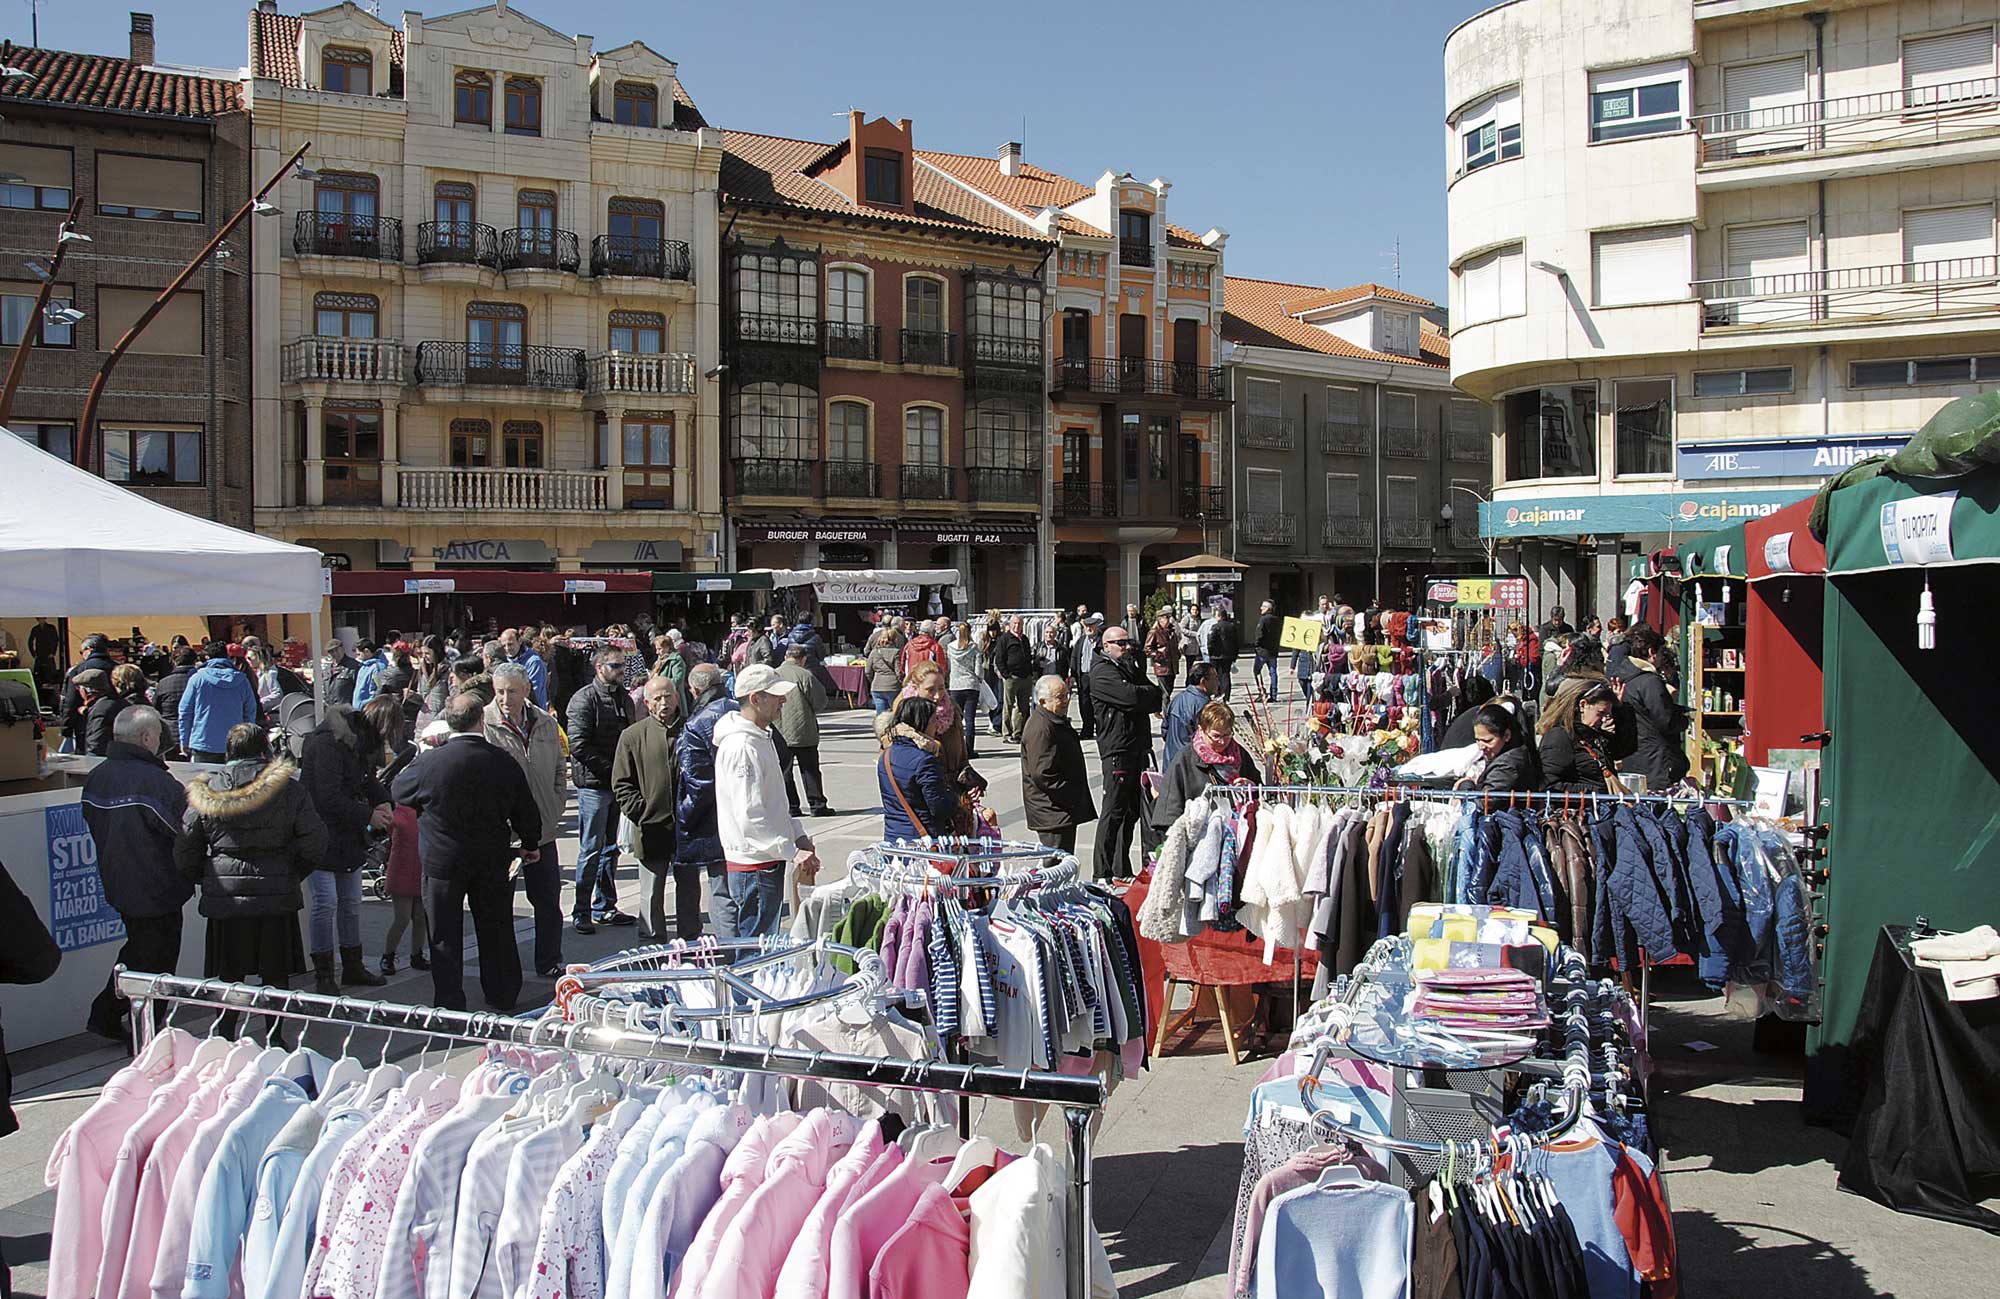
{"left": 47, "top": 802, "right": 123, "bottom": 951}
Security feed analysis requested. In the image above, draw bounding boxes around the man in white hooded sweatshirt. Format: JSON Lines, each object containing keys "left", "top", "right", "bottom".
{"left": 714, "top": 664, "right": 821, "bottom": 936}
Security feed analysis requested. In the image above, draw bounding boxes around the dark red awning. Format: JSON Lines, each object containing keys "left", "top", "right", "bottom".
{"left": 330, "top": 570, "right": 655, "bottom": 597}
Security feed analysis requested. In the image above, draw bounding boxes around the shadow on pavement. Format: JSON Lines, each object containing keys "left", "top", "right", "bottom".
{"left": 1095, "top": 1143, "right": 1244, "bottom": 1298}
{"left": 1673, "top": 1211, "right": 1890, "bottom": 1299}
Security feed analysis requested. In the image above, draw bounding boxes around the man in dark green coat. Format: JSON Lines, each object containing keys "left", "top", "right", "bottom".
{"left": 612, "top": 675, "right": 690, "bottom": 940}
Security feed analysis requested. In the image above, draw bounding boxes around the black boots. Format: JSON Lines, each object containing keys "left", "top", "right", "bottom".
{"left": 311, "top": 950, "right": 340, "bottom": 996}
{"left": 340, "top": 945, "right": 387, "bottom": 987}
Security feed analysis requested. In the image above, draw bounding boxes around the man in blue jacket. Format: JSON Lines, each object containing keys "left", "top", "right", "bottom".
{"left": 79, "top": 705, "right": 190, "bottom": 1039}
{"left": 1162, "top": 662, "right": 1218, "bottom": 768}
{"left": 496, "top": 626, "right": 548, "bottom": 707}
{"left": 676, "top": 664, "right": 740, "bottom": 938}
{"left": 178, "top": 641, "right": 260, "bottom": 762}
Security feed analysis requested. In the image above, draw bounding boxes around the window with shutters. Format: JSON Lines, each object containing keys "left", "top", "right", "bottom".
{"left": 96, "top": 154, "right": 202, "bottom": 222}
{"left": 613, "top": 81, "right": 658, "bottom": 127}
{"left": 98, "top": 287, "right": 203, "bottom": 355}
{"left": 1720, "top": 56, "right": 1808, "bottom": 152}
{"left": 1592, "top": 226, "right": 1689, "bottom": 307}
{"left": 1503, "top": 384, "right": 1597, "bottom": 481}
{"left": 1589, "top": 62, "right": 1687, "bottom": 142}
{"left": 1904, "top": 204, "right": 1995, "bottom": 281}
{"left": 1326, "top": 385, "right": 1362, "bottom": 429}
{"left": 1613, "top": 378, "right": 1674, "bottom": 478}
{"left": 1721, "top": 221, "right": 1811, "bottom": 324}
{"left": 1244, "top": 378, "right": 1282, "bottom": 416}
{"left": 1450, "top": 399, "right": 1484, "bottom": 435}
{"left": 0, "top": 143, "right": 72, "bottom": 210}
{"left": 1245, "top": 467, "right": 1284, "bottom": 515}
{"left": 1383, "top": 312, "right": 1413, "bottom": 355}
{"left": 1456, "top": 87, "right": 1522, "bottom": 174}
{"left": 1903, "top": 27, "right": 1996, "bottom": 108}
{"left": 1325, "top": 474, "right": 1362, "bottom": 523}
{"left": 1457, "top": 245, "right": 1524, "bottom": 325}
{"left": 1386, "top": 477, "right": 1420, "bottom": 546}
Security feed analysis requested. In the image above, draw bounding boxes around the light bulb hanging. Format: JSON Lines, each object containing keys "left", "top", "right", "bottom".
{"left": 1917, "top": 572, "right": 1936, "bottom": 651}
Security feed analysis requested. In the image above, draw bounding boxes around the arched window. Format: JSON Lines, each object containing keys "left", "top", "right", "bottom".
{"left": 449, "top": 417, "right": 491, "bottom": 466}
{"left": 904, "top": 405, "right": 945, "bottom": 466}
{"left": 321, "top": 46, "right": 372, "bottom": 96}
{"left": 454, "top": 71, "right": 491, "bottom": 126}
{"left": 501, "top": 420, "right": 544, "bottom": 469}
{"left": 731, "top": 383, "right": 817, "bottom": 460}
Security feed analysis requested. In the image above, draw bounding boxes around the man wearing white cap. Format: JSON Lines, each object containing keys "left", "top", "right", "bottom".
{"left": 713, "top": 664, "right": 821, "bottom": 936}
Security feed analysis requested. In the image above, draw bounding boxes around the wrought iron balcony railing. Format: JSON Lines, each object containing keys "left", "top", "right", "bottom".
{"left": 1241, "top": 413, "right": 1297, "bottom": 451}
{"left": 1385, "top": 425, "right": 1435, "bottom": 459}
{"left": 416, "top": 220, "right": 499, "bottom": 268}
{"left": 732, "top": 457, "right": 814, "bottom": 498}
{"left": 1384, "top": 518, "right": 1431, "bottom": 547}
{"left": 1119, "top": 237, "right": 1154, "bottom": 267}
{"left": 823, "top": 321, "right": 880, "bottom": 362}
{"left": 1053, "top": 356, "right": 1229, "bottom": 401}
{"left": 823, "top": 460, "right": 879, "bottom": 498}
{"left": 968, "top": 466, "right": 1037, "bottom": 504}
{"left": 900, "top": 463, "right": 959, "bottom": 501}
{"left": 1320, "top": 418, "right": 1371, "bottom": 456}
{"left": 590, "top": 234, "right": 693, "bottom": 281}
{"left": 1055, "top": 481, "right": 1116, "bottom": 520}
{"left": 293, "top": 211, "right": 402, "bottom": 261}
{"left": 1321, "top": 517, "right": 1373, "bottom": 548}
{"left": 900, "top": 329, "right": 957, "bottom": 367}
{"left": 498, "top": 227, "right": 581, "bottom": 274}
{"left": 1180, "top": 484, "right": 1229, "bottom": 520}
{"left": 1240, "top": 511, "right": 1297, "bottom": 545}
{"left": 412, "top": 341, "right": 585, "bottom": 389}
{"left": 1449, "top": 428, "right": 1491, "bottom": 462}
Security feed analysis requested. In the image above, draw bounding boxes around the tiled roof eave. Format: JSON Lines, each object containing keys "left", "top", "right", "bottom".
{"left": 721, "top": 194, "right": 1053, "bottom": 249}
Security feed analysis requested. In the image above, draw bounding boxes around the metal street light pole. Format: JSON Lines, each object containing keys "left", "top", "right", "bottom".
{"left": 0, "top": 195, "right": 85, "bottom": 429}
{"left": 1445, "top": 482, "right": 1496, "bottom": 573}
{"left": 73, "top": 141, "right": 311, "bottom": 469}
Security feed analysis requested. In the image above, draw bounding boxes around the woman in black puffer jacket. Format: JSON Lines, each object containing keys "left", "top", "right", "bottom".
{"left": 177, "top": 724, "right": 327, "bottom": 1040}
{"left": 299, "top": 705, "right": 392, "bottom": 993}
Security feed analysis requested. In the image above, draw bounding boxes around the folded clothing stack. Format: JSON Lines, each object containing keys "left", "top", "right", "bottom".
{"left": 1911, "top": 924, "right": 2000, "bottom": 1002}
{"left": 1412, "top": 966, "right": 1550, "bottom": 1029}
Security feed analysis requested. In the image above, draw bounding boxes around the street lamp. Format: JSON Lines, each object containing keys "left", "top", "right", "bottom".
{"left": 0, "top": 196, "right": 85, "bottom": 428}
{"left": 1444, "top": 483, "right": 1496, "bottom": 572}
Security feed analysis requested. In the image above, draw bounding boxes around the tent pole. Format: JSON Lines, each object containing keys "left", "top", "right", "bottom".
{"left": 310, "top": 607, "right": 324, "bottom": 720}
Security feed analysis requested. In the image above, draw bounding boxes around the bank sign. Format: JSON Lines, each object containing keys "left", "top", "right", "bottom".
{"left": 1677, "top": 434, "right": 1910, "bottom": 481}
{"left": 1481, "top": 489, "right": 1812, "bottom": 538}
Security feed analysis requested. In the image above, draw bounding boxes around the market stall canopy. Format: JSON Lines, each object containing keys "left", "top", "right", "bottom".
{"left": 0, "top": 427, "right": 324, "bottom": 615}
{"left": 1681, "top": 522, "right": 1748, "bottom": 579}
{"left": 1808, "top": 389, "right": 2000, "bottom": 539}
{"left": 747, "top": 568, "right": 959, "bottom": 590}
{"left": 1744, "top": 497, "right": 1827, "bottom": 580}
{"left": 652, "top": 572, "right": 774, "bottom": 594}
{"left": 1821, "top": 462, "right": 2000, "bottom": 574}
{"left": 1158, "top": 553, "right": 1249, "bottom": 584}
{"left": 334, "top": 570, "right": 655, "bottom": 596}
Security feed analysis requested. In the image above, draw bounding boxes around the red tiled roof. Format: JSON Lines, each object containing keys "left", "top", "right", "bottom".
{"left": 721, "top": 130, "right": 1050, "bottom": 242}
{"left": 247, "top": 9, "right": 703, "bottom": 125}
{"left": 1223, "top": 276, "right": 1449, "bottom": 368}
{"left": 1279, "top": 281, "right": 1436, "bottom": 314}
{"left": 917, "top": 151, "right": 1211, "bottom": 248}
{"left": 0, "top": 42, "right": 240, "bottom": 118}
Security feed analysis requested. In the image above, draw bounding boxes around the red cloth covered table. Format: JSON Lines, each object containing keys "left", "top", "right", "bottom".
{"left": 1120, "top": 870, "right": 1322, "bottom": 1056}
{"left": 824, "top": 662, "right": 867, "bottom": 707}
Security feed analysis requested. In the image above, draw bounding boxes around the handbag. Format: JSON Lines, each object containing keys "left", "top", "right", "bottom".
{"left": 881, "top": 751, "right": 931, "bottom": 838}
{"left": 882, "top": 748, "right": 978, "bottom": 837}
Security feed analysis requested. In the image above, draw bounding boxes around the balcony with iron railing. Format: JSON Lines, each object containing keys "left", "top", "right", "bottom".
{"left": 732, "top": 457, "right": 814, "bottom": 498}
{"left": 823, "top": 460, "right": 879, "bottom": 498}
{"left": 900, "top": 463, "right": 959, "bottom": 501}
{"left": 1450, "top": 518, "right": 1482, "bottom": 549}
{"left": 1052, "top": 356, "right": 1230, "bottom": 404}
{"left": 1180, "top": 484, "right": 1229, "bottom": 520}
{"left": 1320, "top": 418, "right": 1371, "bottom": 456}
{"left": 899, "top": 329, "right": 957, "bottom": 367}
{"left": 1694, "top": 255, "right": 2000, "bottom": 331}
{"left": 499, "top": 227, "right": 581, "bottom": 274}
{"left": 282, "top": 336, "right": 404, "bottom": 385}
{"left": 1693, "top": 76, "right": 2000, "bottom": 170}
{"left": 293, "top": 211, "right": 401, "bottom": 261}
{"left": 1241, "top": 413, "right": 1297, "bottom": 452}
{"left": 1449, "top": 427, "right": 1491, "bottom": 462}
{"left": 1321, "top": 517, "right": 1373, "bottom": 548}
{"left": 823, "top": 321, "right": 881, "bottom": 362}
{"left": 967, "top": 334, "right": 1044, "bottom": 370}
{"left": 731, "top": 312, "right": 821, "bottom": 348}
{"left": 1054, "top": 481, "right": 1116, "bottom": 520}
{"left": 968, "top": 466, "right": 1037, "bottom": 504}
{"left": 412, "top": 342, "right": 585, "bottom": 390}
{"left": 586, "top": 351, "right": 696, "bottom": 398}
{"left": 1120, "top": 237, "right": 1154, "bottom": 267}
{"left": 1385, "top": 425, "right": 1435, "bottom": 459}
{"left": 416, "top": 221, "right": 499, "bottom": 268}
{"left": 590, "top": 235, "right": 693, "bottom": 281}
{"left": 1240, "top": 511, "right": 1298, "bottom": 546}
{"left": 398, "top": 465, "right": 608, "bottom": 512}
{"left": 1384, "top": 517, "right": 1431, "bottom": 548}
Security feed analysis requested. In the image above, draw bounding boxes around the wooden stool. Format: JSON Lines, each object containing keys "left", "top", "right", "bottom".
{"left": 1153, "top": 975, "right": 1246, "bottom": 1065}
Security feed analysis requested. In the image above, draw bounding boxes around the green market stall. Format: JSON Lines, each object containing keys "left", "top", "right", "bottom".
{"left": 1677, "top": 523, "right": 1750, "bottom": 789}
{"left": 1805, "top": 458, "right": 2000, "bottom": 1120}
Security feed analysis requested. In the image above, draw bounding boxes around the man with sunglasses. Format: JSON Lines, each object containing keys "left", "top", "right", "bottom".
{"left": 1086, "top": 624, "right": 1162, "bottom": 881}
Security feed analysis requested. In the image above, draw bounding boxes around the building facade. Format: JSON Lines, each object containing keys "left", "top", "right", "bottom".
{"left": 245, "top": 1, "right": 724, "bottom": 634}
{"left": 888, "top": 153, "right": 1228, "bottom": 615}
{"left": 1223, "top": 279, "right": 1492, "bottom": 612}
{"left": 1445, "top": 0, "right": 2000, "bottom": 617}
{"left": 718, "top": 116, "right": 1051, "bottom": 625}
{"left": 1, "top": 15, "right": 253, "bottom": 527}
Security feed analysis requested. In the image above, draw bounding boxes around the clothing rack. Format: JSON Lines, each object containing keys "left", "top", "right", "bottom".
{"left": 549, "top": 935, "right": 886, "bottom": 1025}
{"left": 856, "top": 837, "right": 1082, "bottom": 895}
{"left": 1214, "top": 782, "right": 1755, "bottom": 810}
{"left": 116, "top": 968, "right": 1110, "bottom": 1299}
{"left": 1294, "top": 947, "right": 1603, "bottom": 1159}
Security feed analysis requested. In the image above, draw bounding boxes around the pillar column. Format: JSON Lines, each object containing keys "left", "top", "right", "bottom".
{"left": 303, "top": 394, "right": 326, "bottom": 507}
{"left": 1119, "top": 543, "right": 1142, "bottom": 618}
{"left": 801, "top": 540, "right": 821, "bottom": 570}
{"left": 951, "top": 542, "right": 973, "bottom": 609}
{"left": 674, "top": 410, "right": 693, "bottom": 517}
{"left": 605, "top": 406, "right": 626, "bottom": 510}
{"left": 380, "top": 401, "right": 400, "bottom": 507}
{"left": 879, "top": 536, "right": 898, "bottom": 569}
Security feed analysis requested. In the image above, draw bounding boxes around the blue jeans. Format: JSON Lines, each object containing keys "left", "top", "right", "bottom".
{"left": 723, "top": 863, "right": 785, "bottom": 938}
{"left": 306, "top": 868, "right": 362, "bottom": 952}
{"left": 573, "top": 787, "right": 622, "bottom": 919}
{"left": 952, "top": 689, "right": 980, "bottom": 751}
{"left": 701, "top": 863, "right": 737, "bottom": 941}
{"left": 1254, "top": 650, "right": 1279, "bottom": 699}
{"left": 871, "top": 690, "right": 898, "bottom": 715}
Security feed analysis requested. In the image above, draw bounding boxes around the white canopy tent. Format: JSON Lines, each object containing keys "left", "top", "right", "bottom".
{"left": 0, "top": 428, "right": 328, "bottom": 709}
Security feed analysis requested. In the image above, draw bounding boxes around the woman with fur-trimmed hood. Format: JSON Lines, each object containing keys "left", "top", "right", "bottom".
{"left": 177, "top": 723, "right": 327, "bottom": 1032}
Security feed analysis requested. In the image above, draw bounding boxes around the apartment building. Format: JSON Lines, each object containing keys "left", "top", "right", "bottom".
{"left": 1223, "top": 279, "right": 1492, "bottom": 611}
{"left": 244, "top": 1, "right": 724, "bottom": 634}
{"left": 1445, "top": 0, "right": 1998, "bottom": 617}
{"left": 719, "top": 116, "right": 1051, "bottom": 621}
{"left": 1, "top": 15, "right": 253, "bottom": 527}
{"left": 999, "top": 167, "right": 1231, "bottom": 615}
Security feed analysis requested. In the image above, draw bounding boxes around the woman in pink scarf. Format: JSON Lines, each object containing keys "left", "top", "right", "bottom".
{"left": 873, "top": 660, "right": 988, "bottom": 797}
{"left": 1153, "top": 699, "right": 1262, "bottom": 827}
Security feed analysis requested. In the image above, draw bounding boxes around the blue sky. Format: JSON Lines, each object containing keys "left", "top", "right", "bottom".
{"left": 10, "top": 0, "right": 1495, "bottom": 300}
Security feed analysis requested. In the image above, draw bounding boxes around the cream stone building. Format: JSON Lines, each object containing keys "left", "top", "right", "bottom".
{"left": 1445, "top": 0, "right": 2000, "bottom": 615}
{"left": 245, "top": 1, "right": 723, "bottom": 632}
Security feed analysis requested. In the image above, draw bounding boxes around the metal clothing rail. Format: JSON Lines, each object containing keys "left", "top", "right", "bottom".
{"left": 116, "top": 969, "right": 1108, "bottom": 1299}
{"left": 1214, "top": 782, "right": 1755, "bottom": 809}
{"left": 856, "top": 838, "right": 1081, "bottom": 894}
{"left": 550, "top": 937, "right": 887, "bottom": 1026}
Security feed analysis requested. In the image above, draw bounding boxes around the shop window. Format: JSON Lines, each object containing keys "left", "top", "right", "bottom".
{"left": 1503, "top": 384, "right": 1597, "bottom": 481}
{"left": 613, "top": 81, "right": 658, "bottom": 127}
{"left": 321, "top": 46, "right": 372, "bottom": 95}
{"left": 102, "top": 425, "right": 202, "bottom": 484}
{"left": 454, "top": 71, "right": 492, "bottom": 126}
{"left": 1613, "top": 378, "right": 1674, "bottom": 477}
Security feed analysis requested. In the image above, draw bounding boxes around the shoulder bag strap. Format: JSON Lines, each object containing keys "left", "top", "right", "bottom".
{"left": 881, "top": 749, "right": 929, "bottom": 838}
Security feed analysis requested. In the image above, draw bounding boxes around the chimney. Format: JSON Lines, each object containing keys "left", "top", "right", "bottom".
{"left": 129, "top": 13, "right": 154, "bottom": 66}
{"left": 999, "top": 141, "right": 1022, "bottom": 178}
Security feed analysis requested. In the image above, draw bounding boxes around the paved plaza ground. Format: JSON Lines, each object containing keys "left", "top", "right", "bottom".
{"left": 2, "top": 674, "right": 1993, "bottom": 1297}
